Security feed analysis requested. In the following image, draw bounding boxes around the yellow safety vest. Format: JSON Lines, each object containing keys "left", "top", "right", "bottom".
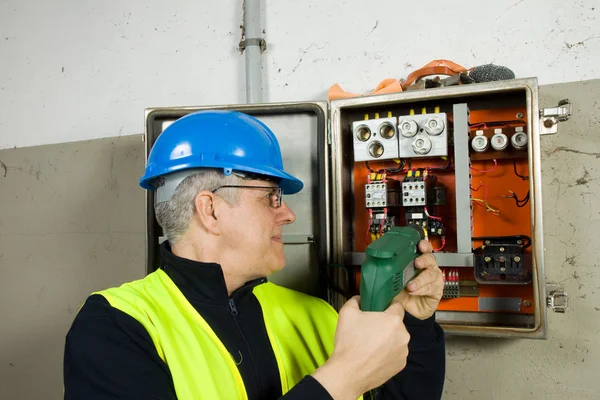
{"left": 95, "top": 269, "right": 340, "bottom": 399}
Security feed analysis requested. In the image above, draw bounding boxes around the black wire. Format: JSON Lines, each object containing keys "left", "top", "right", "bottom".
{"left": 513, "top": 190, "right": 530, "bottom": 207}
{"left": 365, "top": 160, "right": 406, "bottom": 174}
{"left": 365, "top": 161, "right": 381, "bottom": 173}
{"left": 513, "top": 160, "right": 529, "bottom": 181}
{"left": 386, "top": 161, "right": 406, "bottom": 174}
{"left": 428, "top": 157, "right": 453, "bottom": 171}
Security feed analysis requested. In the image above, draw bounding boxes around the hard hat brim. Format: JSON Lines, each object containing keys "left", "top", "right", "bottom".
{"left": 140, "top": 163, "right": 304, "bottom": 195}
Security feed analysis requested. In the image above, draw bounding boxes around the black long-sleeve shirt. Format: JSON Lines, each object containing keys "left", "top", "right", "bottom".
{"left": 63, "top": 242, "right": 445, "bottom": 399}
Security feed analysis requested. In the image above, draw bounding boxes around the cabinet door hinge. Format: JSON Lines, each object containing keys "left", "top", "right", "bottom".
{"left": 540, "top": 99, "right": 572, "bottom": 135}
{"left": 546, "top": 282, "right": 569, "bottom": 313}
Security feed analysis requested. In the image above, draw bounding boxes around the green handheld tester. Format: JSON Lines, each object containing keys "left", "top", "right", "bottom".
{"left": 360, "top": 225, "right": 424, "bottom": 312}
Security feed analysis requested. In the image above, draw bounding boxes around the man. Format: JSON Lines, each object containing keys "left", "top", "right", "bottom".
{"left": 64, "top": 110, "right": 445, "bottom": 399}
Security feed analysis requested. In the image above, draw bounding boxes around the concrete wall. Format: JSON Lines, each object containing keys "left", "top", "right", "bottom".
{"left": 1, "top": 0, "right": 599, "bottom": 149}
{"left": 0, "top": 135, "right": 146, "bottom": 399}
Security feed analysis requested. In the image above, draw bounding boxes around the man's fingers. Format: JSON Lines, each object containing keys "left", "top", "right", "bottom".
{"left": 407, "top": 283, "right": 435, "bottom": 297}
{"left": 418, "top": 239, "right": 433, "bottom": 253}
{"left": 415, "top": 253, "right": 437, "bottom": 270}
{"left": 406, "top": 267, "right": 442, "bottom": 291}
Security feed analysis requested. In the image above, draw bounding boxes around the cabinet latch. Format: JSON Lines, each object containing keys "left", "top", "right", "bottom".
{"left": 540, "top": 99, "right": 572, "bottom": 135}
{"left": 546, "top": 283, "right": 569, "bottom": 313}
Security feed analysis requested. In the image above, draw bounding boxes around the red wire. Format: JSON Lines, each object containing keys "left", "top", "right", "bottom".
{"left": 470, "top": 122, "right": 511, "bottom": 130}
{"left": 470, "top": 183, "right": 489, "bottom": 202}
{"left": 470, "top": 159, "right": 497, "bottom": 173}
{"left": 424, "top": 207, "right": 443, "bottom": 221}
{"left": 470, "top": 123, "right": 488, "bottom": 130}
{"left": 471, "top": 183, "right": 501, "bottom": 214}
{"left": 433, "top": 237, "right": 446, "bottom": 252}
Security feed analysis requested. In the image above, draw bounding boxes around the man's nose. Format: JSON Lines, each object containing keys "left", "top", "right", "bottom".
{"left": 278, "top": 201, "right": 296, "bottom": 225}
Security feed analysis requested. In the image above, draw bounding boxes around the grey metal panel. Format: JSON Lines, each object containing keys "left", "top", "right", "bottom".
{"left": 144, "top": 102, "right": 330, "bottom": 296}
{"left": 346, "top": 251, "right": 474, "bottom": 267}
{"left": 452, "top": 104, "right": 473, "bottom": 254}
{"left": 437, "top": 311, "right": 534, "bottom": 329}
{"left": 281, "top": 234, "right": 314, "bottom": 244}
{"left": 435, "top": 253, "right": 474, "bottom": 267}
{"left": 478, "top": 297, "right": 523, "bottom": 312}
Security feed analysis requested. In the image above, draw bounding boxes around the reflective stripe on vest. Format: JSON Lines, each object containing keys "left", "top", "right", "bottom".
{"left": 94, "top": 269, "right": 339, "bottom": 399}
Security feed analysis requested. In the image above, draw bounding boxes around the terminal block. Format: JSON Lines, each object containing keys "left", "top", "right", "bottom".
{"left": 352, "top": 117, "right": 399, "bottom": 162}
{"left": 442, "top": 269, "right": 460, "bottom": 299}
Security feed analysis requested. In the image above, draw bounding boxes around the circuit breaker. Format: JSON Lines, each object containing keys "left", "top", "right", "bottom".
{"left": 143, "top": 77, "right": 571, "bottom": 339}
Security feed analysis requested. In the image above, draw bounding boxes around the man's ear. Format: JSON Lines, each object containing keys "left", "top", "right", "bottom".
{"left": 193, "top": 191, "right": 222, "bottom": 235}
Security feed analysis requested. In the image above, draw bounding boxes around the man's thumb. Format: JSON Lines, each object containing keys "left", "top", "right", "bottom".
{"left": 342, "top": 295, "right": 361, "bottom": 310}
{"left": 385, "top": 292, "right": 407, "bottom": 316}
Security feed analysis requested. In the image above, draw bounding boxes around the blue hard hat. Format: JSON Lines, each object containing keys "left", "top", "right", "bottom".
{"left": 139, "top": 110, "right": 304, "bottom": 195}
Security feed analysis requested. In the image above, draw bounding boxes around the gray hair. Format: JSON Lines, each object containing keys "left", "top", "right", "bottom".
{"left": 155, "top": 169, "right": 244, "bottom": 244}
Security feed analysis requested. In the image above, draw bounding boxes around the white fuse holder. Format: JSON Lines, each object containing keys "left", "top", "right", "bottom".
{"left": 471, "top": 130, "right": 489, "bottom": 152}
{"left": 491, "top": 129, "right": 508, "bottom": 151}
{"left": 511, "top": 127, "right": 528, "bottom": 150}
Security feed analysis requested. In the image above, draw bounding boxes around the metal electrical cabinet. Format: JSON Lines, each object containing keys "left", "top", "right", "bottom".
{"left": 143, "top": 77, "right": 571, "bottom": 339}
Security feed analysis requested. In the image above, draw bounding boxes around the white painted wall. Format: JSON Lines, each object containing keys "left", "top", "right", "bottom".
{"left": 1, "top": 0, "right": 599, "bottom": 149}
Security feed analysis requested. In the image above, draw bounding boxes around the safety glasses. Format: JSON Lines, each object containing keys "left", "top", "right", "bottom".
{"left": 212, "top": 185, "right": 284, "bottom": 208}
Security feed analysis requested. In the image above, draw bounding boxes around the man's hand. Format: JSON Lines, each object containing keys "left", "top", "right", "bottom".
{"left": 312, "top": 295, "right": 410, "bottom": 399}
{"left": 399, "top": 239, "right": 444, "bottom": 320}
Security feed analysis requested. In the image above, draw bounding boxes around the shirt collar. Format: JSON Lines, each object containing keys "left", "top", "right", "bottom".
{"left": 159, "top": 241, "right": 267, "bottom": 304}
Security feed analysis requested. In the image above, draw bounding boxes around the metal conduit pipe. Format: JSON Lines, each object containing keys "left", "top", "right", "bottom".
{"left": 242, "top": 0, "right": 264, "bottom": 103}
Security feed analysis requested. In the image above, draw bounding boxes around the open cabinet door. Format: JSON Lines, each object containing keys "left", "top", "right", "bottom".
{"left": 328, "top": 78, "right": 568, "bottom": 339}
{"left": 143, "top": 102, "right": 330, "bottom": 297}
